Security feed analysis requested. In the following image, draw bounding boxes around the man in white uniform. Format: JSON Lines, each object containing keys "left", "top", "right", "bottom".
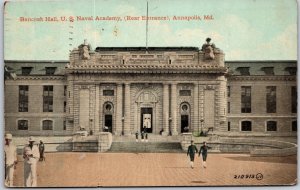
{"left": 4, "top": 133, "right": 17, "bottom": 187}
{"left": 23, "top": 136, "right": 40, "bottom": 187}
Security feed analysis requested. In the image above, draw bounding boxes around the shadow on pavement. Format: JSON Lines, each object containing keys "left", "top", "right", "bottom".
{"left": 191, "top": 180, "right": 206, "bottom": 184}
{"left": 224, "top": 155, "right": 297, "bottom": 164}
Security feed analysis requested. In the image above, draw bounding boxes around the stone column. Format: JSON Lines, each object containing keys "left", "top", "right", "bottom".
{"left": 162, "top": 83, "right": 169, "bottom": 136}
{"left": 171, "top": 83, "right": 178, "bottom": 135}
{"left": 115, "top": 83, "right": 123, "bottom": 135}
{"left": 193, "top": 83, "right": 199, "bottom": 133}
{"left": 124, "top": 83, "right": 131, "bottom": 135}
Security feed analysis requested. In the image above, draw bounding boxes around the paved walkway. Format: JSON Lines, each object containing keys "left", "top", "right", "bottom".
{"left": 12, "top": 153, "right": 297, "bottom": 187}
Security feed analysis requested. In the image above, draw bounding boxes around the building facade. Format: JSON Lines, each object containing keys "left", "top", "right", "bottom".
{"left": 4, "top": 40, "right": 297, "bottom": 137}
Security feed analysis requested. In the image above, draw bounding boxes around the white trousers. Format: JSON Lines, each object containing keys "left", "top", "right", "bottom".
{"left": 5, "top": 164, "right": 14, "bottom": 187}
{"left": 24, "top": 161, "right": 37, "bottom": 187}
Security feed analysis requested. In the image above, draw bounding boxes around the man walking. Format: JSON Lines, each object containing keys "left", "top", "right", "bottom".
{"left": 4, "top": 133, "right": 17, "bottom": 187}
{"left": 187, "top": 140, "right": 198, "bottom": 169}
{"left": 39, "top": 140, "right": 45, "bottom": 161}
{"left": 23, "top": 137, "right": 40, "bottom": 187}
{"left": 198, "top": 141, "right": 210, "bottom": 168}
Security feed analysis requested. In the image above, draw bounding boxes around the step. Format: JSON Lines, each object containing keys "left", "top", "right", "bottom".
{"left": 109, "top": 142, "right": 183, "bottom": 153}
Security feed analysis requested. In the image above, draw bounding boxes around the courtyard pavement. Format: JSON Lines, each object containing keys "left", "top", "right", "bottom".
{"left": 12, "top": 152, "right": 297, "bottom": 187}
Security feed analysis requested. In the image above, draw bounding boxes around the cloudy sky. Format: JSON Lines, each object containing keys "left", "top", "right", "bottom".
{"left": 4, "top": 0, "right": 297, "bottom": 61}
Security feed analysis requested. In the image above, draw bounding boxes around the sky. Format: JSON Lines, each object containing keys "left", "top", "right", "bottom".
{"left": 3, "top": 0, "right": 298, "bottom": 61}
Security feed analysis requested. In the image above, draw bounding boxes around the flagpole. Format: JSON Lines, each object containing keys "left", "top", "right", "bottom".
{"left": 146, "top": 1, "right": 148, "bottom": 51}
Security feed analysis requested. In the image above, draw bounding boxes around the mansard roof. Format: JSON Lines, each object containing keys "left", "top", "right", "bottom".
{"left": 226, "top": 60, "right": 297, "bottom": 76}
{"left": 95, "top": 47, "right": 200, "bottom": 52}
{"left": 4, "top": 60, "right": 297, "bottom": 76}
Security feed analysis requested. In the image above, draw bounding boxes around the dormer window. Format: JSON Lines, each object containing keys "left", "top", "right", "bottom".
{"left": 45, "top": 67, "right": 56, "bottom": 75}
{"left": 21, "top": 67, "right": 33, "bottom": 75}
{"left": 262, "top": 67, "right": 274, "bottom": 75}
{"left": 237, "top": 67, "right": 250, "bottom": 76}
{"left": 285, "top": 67, "right": 297, "bottom": 76}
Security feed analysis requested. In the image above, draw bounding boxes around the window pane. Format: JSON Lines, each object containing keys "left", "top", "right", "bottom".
{"left": 241, "top": 121, "right": 252, "bottom": 131}
{"left": 19, "top": 85, "right": 29, "bottom": 112}
{"left": 43, "top": 86, "right": 53, "bottom": 112}
{"left": 241, "top": 87, "right": 251, "bottom": 113}
{"left": 266, "top": 86, "right": 276, "bottom": 113}
{"left": 267, "top": 121, "right": 277, "bottom": 131}
{"left": 18, "top": 120, "right": 28, "bottom": 130}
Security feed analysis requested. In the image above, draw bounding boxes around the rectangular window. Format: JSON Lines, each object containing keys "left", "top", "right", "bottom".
{"left": 179, "top": 90, "right": 191, "bottom": 96}
{"left": 19, "top": 85, "right": 29, "bottom": 112}
{"left": 262, "top": 67, "right": 274, "bottom": 75}
{"left": 64, "top": 85, "right": 67, "bottom": 96}
{"left": 227, "top": 102, "right": 230, "bottom": 113}
{"left": 43, "top": 86, "right": 53, "bottom": 112}
{"left": 45, "top": 67, "right": 56, "bottom": 75}
{"left": 18, "top": 120, "right": 28, "bottom": 130}
{"left": 241, "top": 86, "right": 251, "bottom": 113}
{"left": 266, "top": 86, "right": 276, "bottom": 113}
{"left": 103, "top": 90, "right": 114, "bottom": 96}
{"left": 227, "top": 86, "right": 230, "bottom": 97}
{"left": 266, "top": 121, "right": 277, "bottom": 131}
{"left": 238, "top": 67, "right": 250, "bottom": 75}
{"left": 228, "top": 122, "right": 231, "bottom": 131}
{"left": 64, "top": 101, "right": 67, "bottom": 112}
{"left": 42, "top": 120, "right": 53, "bottom": 130}
{"left": 292, "top": 86, "right": 297, "bottom": 113}
{"left": 241, "top": 121, "right": 252, "bottom": 131}
{"left": 21, "top": 67, "right": 32, "bottom": 75}
{"left": 292, "top": 121, "right": 297, "bottom": 132}
{"left": 63, "top": 120, "right": 66, "bottom": 130}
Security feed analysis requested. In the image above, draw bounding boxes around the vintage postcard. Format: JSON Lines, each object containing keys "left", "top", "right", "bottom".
{"left": 3, "top": 0, "right": 298, "bottom": 187}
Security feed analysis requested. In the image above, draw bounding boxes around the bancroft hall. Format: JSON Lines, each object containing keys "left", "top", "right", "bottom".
{"left": 4, "top": 38, "right": 297, "bottom": 153}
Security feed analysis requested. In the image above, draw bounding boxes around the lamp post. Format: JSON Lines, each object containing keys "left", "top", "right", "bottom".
{"left": 200, "top": 119, "right": 204, "bottom": 136}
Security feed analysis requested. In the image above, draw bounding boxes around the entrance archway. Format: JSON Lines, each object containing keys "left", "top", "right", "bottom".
{"left": 180, "top": 103, "right": 191, "bottom": 133}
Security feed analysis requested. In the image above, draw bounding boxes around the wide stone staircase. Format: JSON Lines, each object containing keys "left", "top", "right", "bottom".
{"left": 109, "top": 142, "right": 183, "bottom": 153}
{"left": 108, "top": 134, "right": 184, "bottom": 153}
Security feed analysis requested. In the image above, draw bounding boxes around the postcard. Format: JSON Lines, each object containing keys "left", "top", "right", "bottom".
{"left": 3, "top": 0, "right": 298, "bottom": 187}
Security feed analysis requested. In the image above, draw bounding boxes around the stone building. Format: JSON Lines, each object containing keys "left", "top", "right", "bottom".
{"left": 4, "top": 40, "right": 297, "bottom": 137}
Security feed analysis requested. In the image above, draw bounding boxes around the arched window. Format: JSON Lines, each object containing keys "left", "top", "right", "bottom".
{"left": 103, "top": 102, "right": 114, "bottom": 133}
{"left": 241, "top": 121, "right": 252, "bottom": 131}
{"left": 18, "top": 120, "right": 28, "bottom": 130}
{"left": 266, "top": 121, "right": 277, "bottom": 131}
{"left": 42, "top": 120, "right": 53, "bottom": 130}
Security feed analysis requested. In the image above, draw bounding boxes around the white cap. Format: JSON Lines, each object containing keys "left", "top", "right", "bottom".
{"left": 5, "top": 133, "right": 12, "bottom": 140}
{"left": 28, "top": 136, "right": 35, "bottom": 142}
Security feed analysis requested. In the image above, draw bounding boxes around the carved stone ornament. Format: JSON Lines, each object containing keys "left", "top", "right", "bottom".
{"left": 204, "top": 85, "right": 215, "bottom": 90}
{"left": 78, "top": 39, "right": 91, "bottom": 60}
{"left": 201, "top": 38, "right": 216, "bottom": 60}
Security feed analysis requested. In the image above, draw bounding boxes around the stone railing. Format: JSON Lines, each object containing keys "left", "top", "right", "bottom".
{"left": 180, "top": 133, "right": 297, "bottom": 156}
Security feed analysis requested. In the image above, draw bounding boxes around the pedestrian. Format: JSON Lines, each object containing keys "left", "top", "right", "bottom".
{"left": 141, "top": 131, "right": 144, "bottom": 142}
{"left": 135, "top": 131, "right": 139, "bottom": 142}
{"left": 4, "top": 133, "right": 17, "bottom": 187}
{"left": 187, "top": 140, "right": 198, "bottom": 169}
{"left": 145, "top": 133, "right": 148, "bottom": 142}
{"left": 38, "top": 140, "right": 45, "bottom": 161}
{"left": 23, "top": 136, "right": 40, "bottom": 187}
{"left": 198, "top": 141, "right": 211, "bottom": 168}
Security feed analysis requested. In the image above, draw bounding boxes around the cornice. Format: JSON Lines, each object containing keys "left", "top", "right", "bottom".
{"left": 66, "top": 64, "right": 227, "bottom": 74}
{"left": 13, "top": 75, "right": 66, "bottom": 80}
{"left": 228, "top": 75, "right": 296, "bottom": 81}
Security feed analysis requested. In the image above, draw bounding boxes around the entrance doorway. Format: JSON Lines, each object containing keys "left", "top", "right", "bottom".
{"left": 104, "top": 115, "right": 113, "bottom": 133}
{"left": 140, "top": 108, "right": 153, "bottom": 133}
{"left": 181, "top": 115, "right": 189, "bottom": 133}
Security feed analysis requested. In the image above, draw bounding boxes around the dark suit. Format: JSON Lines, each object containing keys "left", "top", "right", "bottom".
{"left": 199, "top": 145, "right": 210, "bottom": 161}
{"left": 187, "top": 145, "right": 198, "bottom": 161}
